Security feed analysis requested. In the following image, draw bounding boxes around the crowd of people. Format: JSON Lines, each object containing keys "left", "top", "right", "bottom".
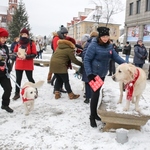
{"left": 0, "top": 25, "right": 149, "bottom": 128}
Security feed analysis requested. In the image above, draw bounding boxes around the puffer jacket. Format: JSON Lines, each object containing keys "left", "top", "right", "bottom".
{"left": 0, "top": 44, "right": 11, "bottom": 77}
{"left": 133, "top": 44, "right": 148, "bottom": 64}
{"left": 50, "top": 39, "right": 82, "bottom": 73}
{"left": 123, "top": 44, "right": 131, "bottom": 55}
{"left": 84, "top": 38, "right": 126, "bottom": 77}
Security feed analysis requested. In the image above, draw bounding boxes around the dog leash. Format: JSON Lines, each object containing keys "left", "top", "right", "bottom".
{"left": 6, "top": 70, "right": 22, "bottom": 89}
{"left": 74, "top": 72, "right": 82, "bottom": 79}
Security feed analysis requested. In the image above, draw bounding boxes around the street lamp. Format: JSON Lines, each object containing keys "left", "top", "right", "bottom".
{"left": 93, "top": 6, "right": 102, "bottom": 28}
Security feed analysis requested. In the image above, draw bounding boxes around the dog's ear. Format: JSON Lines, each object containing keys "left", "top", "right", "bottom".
{"left": 128, "top": 64, "right": 137, "bottom": 79}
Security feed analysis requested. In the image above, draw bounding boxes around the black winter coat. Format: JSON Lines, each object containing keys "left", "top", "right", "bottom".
{"left": 123, "top": 44, "right": 131, "bottom": 55}
{"left": 0, "top": 44, "right": 12, "bottom": 77}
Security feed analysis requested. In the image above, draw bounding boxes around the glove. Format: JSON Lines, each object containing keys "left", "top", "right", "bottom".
{"left": 26, "top": 54, "right": 36, "bottom": 59}
{"left": 88, "top": 74, "right": 96, "bottom": 82}
{"left": 9, "top": 53, "right": 17, "bottom": 60}
{"left": 141, "top": 56, "right": 146, "bottom": 60}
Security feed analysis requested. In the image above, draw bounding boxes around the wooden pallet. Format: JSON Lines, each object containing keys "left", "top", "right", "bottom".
{"left": 34, "top": 59, "right": 49, "bottom": 66}
{"left": 98, "top": 102, "right": 150, "bottom": 131}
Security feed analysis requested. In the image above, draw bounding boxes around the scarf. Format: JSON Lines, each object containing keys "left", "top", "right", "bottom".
{"left": 19, "top": 37, "right": 30, "bottom": 49}
{"left": 125, "top": 69, "right": 139, "bottom": 100}
{"left": 21, "top": 86, "right": 33, "bottom": 102}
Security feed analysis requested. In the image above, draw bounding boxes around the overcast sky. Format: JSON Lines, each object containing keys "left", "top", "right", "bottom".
{"left": 1, "top": 0, "right": 126, "bottom": 37}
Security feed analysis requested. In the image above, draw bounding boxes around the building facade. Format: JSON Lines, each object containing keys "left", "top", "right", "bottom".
{"left": 124, "top": 0, "right": 150, "bottom": 49}
{"left": 67, "top": 7, "right": 121, "bottom": 42}
{"left": 0, "top": 0, "right": 18, "bottom": 28}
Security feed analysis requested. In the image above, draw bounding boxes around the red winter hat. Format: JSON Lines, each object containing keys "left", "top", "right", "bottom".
{"left": 65, "top": 36, "right": 76, "bottom": 45}
{"left": 20, "top": 28, "right": 29, "bottom": 35}
{"left": 0, "top": 28, "right": 9, "bottom": 37}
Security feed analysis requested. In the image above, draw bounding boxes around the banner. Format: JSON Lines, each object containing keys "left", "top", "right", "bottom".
{"left": 143, "top": 24, "right": 150, "bottom": 42}
{"left": 127, "top": 26, "right": 139, "bottom": 41}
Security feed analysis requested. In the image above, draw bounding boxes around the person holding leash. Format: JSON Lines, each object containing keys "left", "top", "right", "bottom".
{"left": 0, "top": 28, "right": 13, "bottom": 113}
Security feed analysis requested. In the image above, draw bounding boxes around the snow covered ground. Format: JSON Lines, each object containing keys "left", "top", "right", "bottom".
{"left": 0, "top": 53, "right": 150, "bottom": 149}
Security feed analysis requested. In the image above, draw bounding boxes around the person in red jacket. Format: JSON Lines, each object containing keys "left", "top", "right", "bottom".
{"left": 12, "top": 28, "right": 37, "bottom": 100}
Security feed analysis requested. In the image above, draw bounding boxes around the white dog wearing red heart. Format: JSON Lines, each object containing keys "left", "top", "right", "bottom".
{"left": 21, "top": 80, "right": 44, "bottom": 115}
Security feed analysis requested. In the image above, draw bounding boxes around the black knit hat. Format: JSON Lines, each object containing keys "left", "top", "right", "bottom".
{"left": 97, "top": 27, "right": 110, "bottom": 37}
{"left": 60, "top": 25, "right": 68, "bottom": 34}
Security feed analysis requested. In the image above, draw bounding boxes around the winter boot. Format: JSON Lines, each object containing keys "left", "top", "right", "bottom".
{"left": 68, "top": 92, "right": 80, "bottom": 100}
{"left": 55, "top": 91, "right": 61, "bottom": 99}
{"left": 1, "top": 105, "right": 13, "bottom": 113}
{"left": 90, "top": 116, "right": 97, "bottom": 128}
{"left": 13, "top": 93, "right": 20, "bottom": 100}
{"left": 84, "top": 98, "right": 90, "bottom": 104}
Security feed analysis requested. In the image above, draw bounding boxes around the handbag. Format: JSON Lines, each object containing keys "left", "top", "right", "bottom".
{"left": 89, "top": 75, "right": 104, "bottom": 91}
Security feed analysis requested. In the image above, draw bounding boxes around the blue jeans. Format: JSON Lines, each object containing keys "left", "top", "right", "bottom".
{"left": 134, "top": 64, "right": 143, "bottom": 68}
{"left": 125, "top": 55, "right": 129, "bottom": 63}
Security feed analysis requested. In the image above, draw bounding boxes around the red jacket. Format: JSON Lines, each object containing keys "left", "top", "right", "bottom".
{"left": 52, "top": 36, "right": 60, "bottom": 51}
{"left": 14, "top": 42, "right": 37, "bottom": 70}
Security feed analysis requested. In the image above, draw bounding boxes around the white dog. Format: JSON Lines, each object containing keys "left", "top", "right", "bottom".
{"left": 112, "top": 63, "right": 146, "bottom": 112}
{"left": 21, "top": 80, "right": 44, "bottom": 115}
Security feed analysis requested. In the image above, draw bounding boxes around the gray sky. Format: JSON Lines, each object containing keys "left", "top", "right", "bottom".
{"left": 0, "top": 0, "right": 126, "bottom": 36}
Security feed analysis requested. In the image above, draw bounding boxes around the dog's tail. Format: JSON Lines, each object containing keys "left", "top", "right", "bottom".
{"left": 33, "top": 80, "right": 44, "bottom": 88}
{"left": 22, "top": 80, "right": 45, "bottom": 89}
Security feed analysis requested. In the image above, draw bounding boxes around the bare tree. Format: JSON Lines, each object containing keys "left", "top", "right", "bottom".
{"left": 91, "top": 0, "right": 125, "bottom": 26}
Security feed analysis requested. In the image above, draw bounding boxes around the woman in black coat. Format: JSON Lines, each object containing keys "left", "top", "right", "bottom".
{"left": 0, "top": 28, "right": 13, "bottom": 113}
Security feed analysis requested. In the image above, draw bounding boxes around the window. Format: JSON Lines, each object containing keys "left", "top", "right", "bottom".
{"left": 136, "top": 0, "right": 141, "bottom": 14}
{"left": 146, "top": 0, "right": 150, "bottom": 11}
{"left": 129, "top": 3, "right": 133, "bottom": 15}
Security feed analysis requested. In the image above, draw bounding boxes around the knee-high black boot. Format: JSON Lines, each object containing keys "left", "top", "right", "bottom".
{"left": 90, "top": 115, "right": 97, "bottom": 127}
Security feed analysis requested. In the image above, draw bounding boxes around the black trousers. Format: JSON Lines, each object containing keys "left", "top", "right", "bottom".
{"left": 90, "top": 77, "right": 105, "bottom": 117}
{"left": 109, "top": 59, "right": 116, "bottom": 75}
{"left": 15, "top": 70, "right": 35, "bottom": 93}
{"left": 148, "top": 65, "right": 150, "bottom": 79}
{"left": 54, "top": 73, "right": 72, "bottom": 93}
{"left": 85, "top": 82, "right": 92, "bottom": 99}
{"left": 0, "top": 76, "right": 12, "bottom": 106}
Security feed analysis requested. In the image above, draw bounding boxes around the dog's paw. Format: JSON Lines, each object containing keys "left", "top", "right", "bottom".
{"left": 135, "top": 107, "right": 141, "bottom": 112}
{"left": 25, "top": 112, "right": 29, "bottom": 116}
{"left": 123, "top": 107, "right": 129, "bottom": 111}
{"left": 117, "top": 100, "right": 122, "bottom": 104}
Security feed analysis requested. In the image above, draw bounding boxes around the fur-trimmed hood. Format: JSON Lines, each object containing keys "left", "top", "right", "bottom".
{"left": 52, "top": 31, "right": 64, "bottom": 39}
{"left": 57, "top": 39, "right": 75, "bottom": 49}
{"left": 52, "top": 32, "right": 58, "bottom": 36}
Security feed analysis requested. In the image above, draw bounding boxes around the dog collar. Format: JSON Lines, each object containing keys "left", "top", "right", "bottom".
{"left": 125, "top": 68, "right": 139, "bottom": 100}
{"left": 21, "top": 86, "right": 34, "bottom": 103}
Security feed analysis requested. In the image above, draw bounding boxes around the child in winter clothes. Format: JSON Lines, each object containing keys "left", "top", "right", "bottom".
{"left": 0, "top": 28, "right": 13, "bottom": 113}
